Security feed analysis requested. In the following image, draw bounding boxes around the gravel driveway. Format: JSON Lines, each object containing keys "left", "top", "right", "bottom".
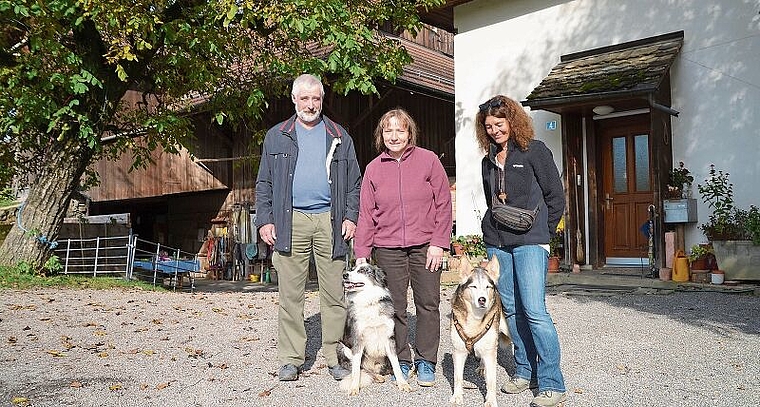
{"left": 1, "top": 282, "right": 759, "bottom": 406}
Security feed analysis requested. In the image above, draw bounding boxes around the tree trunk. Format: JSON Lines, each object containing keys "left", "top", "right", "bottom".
{"left": 0, "top": 142, "right": 93, "bottom": 268}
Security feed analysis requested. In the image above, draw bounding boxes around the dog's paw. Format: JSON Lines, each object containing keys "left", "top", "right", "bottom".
{"left": 397, "top": 381, "right": 412, "bottom": 392}
{"left": 484, "top": 399, "right": 498, "bottom": 407}
{"left": 449, "top": 393, "right": 464, "bottom": 405}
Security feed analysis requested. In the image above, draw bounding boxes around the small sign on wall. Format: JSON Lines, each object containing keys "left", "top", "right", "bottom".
{"left": 546, "top": 121, "right": 557, "bottom": 131}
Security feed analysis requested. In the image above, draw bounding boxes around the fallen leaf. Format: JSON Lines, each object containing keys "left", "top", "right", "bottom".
{"left": 94, "top": 330, "right": 107, "bottom": 336}
{"left": 156, "top": 382, "right": 169, "bottom": 390}
{"left": 142, "top": 349, "right": 155, "bottom": 356}
{"left": 8, "top": 336, "right": 17, "bottom": 344}
{"left": 70, "top": 381, "right": 83, "bottom": 388}
{"left": 98, "top": 352, "right": 109, "bottom": 358}
{"left": 11, "top": 396, "right": 28, "bottom": 404}
{"left": 258, "top": 384, "right": 278, "bottom": 397}
{"left": 46, "top": 350, "right": 66, "bottom": 357}
{"left": 109, "top": 383, "right": 122, "bottom": 391}
{"left": 140, "top": 383, "right": 149, "bottom": 390}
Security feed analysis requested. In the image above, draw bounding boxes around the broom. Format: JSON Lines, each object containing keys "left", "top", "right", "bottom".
{"left": 574, "top": 158, "right": 585, "bottom": 264}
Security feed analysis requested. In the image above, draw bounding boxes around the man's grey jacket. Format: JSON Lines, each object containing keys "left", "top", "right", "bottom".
{"left": 255, "top": 114, "right": 361, "bottom": 259}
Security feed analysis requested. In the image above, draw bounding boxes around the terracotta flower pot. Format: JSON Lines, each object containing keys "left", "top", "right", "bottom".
{"left": 690, "top": 258, "right": 707, "bottom": 270}
{"left": 659, "top": 267, "right": 671, "bottom": 281}
{"left": 548, "top": 256, "right": 561, "bottom": 273}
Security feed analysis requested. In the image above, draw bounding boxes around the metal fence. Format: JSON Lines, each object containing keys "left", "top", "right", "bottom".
{"left": 53, "top": 234, "right": 200, "bottom": 292}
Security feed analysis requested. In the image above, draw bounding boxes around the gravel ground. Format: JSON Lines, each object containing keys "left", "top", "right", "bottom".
{"left": 1, "top": 282, "right": 759, "bottom": 407}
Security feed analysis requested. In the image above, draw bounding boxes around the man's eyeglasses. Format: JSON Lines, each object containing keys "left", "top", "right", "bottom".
{"left": 479, "top": 98, "right": 503, "bottom": 112}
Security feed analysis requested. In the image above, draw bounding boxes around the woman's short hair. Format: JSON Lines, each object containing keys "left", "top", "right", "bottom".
{"left": 292, "top": 74, "right": 324, "bottom": 98}
{"left": 474, "top": 95, "right": 534, "bottom": 153}
{"left": 373, "top": 108, "right": 418, "bottom": 152}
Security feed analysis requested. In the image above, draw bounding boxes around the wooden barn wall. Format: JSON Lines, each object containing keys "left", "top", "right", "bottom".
{"left": 388, "top": 23, "right": 454, "bottom": 56}
{"left": 322, "top": 87, "right": 455, "bottom": 173}
{"left": 89, "top": 130, "right": 229, "bottom": 202}
{"left": 87, "top": 88, "right": 453, "bottom": 252}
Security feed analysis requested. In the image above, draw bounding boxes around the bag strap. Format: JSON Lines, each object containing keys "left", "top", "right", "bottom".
{"left": 492, "top": 155, "right": 539, "bottom": 213}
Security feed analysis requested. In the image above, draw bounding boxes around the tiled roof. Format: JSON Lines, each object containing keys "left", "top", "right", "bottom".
{"left": 396, "top": 35, "right": 454, "bottom": 96}
{"left": 524, "top": 31, "right": 683, "bottom": 106}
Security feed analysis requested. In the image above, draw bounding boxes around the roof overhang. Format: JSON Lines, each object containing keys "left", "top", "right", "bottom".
{"left": 523, "top": 31, "right": 684, "bottom": 116}
{"left": 418, "top": 0, "right": 473, "bottom": 33}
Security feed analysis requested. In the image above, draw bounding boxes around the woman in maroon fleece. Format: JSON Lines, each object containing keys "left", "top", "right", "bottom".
{"left": 354, "top": 108, "right": 452, "bottom": 386}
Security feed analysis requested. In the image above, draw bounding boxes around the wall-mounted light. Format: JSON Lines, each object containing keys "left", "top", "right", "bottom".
{"left": 592, "top": 105, "right": 614, "bottom": 115}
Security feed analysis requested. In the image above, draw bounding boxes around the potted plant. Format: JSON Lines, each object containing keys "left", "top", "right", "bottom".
{"left": 548, "top": 217, "right": 564, "bottom": 273}
{"left": 687, "top": 243, "right": 714, "bottom": 270}
{"left": 668, "top": 161, "right": 694, "bottom": 199}
{"left": 697, "top": 164, "right": 760, "bottom": 280}
{"left": 451, "top": 236, "right": 466, "bottom": 256}
{"left": 451, "top": 234, "right": 486, "bottom": 262}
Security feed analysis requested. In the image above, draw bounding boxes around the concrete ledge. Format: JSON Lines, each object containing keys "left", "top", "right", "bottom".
{"left": 546, "top": 271, "right": 760, "bottom": 295}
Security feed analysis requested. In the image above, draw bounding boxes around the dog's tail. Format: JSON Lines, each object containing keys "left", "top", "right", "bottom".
{"left": 338, "top": 371, "right": 374, "bottom": 393}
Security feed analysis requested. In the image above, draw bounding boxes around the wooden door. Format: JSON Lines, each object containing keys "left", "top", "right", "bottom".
{"left": 599, "top": 119, "right": 653, "bottom": 261}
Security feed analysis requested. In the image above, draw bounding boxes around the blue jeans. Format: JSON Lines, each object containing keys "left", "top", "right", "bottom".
{"left": 487, "top": 244, "right": 566, "bottom": 393}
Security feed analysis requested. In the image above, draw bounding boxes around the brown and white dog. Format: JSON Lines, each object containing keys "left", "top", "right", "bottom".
{"left": 339, "top": 263, "right": 412, "bottom": 395}
{"left": 449, "top": 256, "right": 510, "bottom": 407}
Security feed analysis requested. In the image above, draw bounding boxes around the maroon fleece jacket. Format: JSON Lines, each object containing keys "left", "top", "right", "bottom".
{"left": 354, "top": 146, "right": 453, "bottom": 258}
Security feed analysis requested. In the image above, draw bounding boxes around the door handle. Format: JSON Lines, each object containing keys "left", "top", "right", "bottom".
{"left": 604, "top": 193, "right": 614, "bottom": 210}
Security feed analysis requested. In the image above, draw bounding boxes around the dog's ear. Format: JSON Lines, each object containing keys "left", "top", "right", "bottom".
{"left": 458, "top": 255, "right": 474, "bottom": 279}
{"left": 485, "top": 256, "right": 500, "bottom": 281}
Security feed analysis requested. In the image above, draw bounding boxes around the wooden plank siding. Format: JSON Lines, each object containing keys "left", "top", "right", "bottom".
{"left": 89, "top": 137, "right": 229, "bottom": 202}
{"left": 84, "top": 26, "right": 455, "bottom": 253}
{"left": 86, "top": 87, "right": 453, "bottom": 253}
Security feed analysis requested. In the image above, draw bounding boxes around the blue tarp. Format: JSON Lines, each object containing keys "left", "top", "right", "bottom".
{"left": 134, "top": 259, "right": 199, "bottom": 274}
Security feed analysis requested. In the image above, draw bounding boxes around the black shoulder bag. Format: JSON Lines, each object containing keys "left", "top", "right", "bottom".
{"left": 491, "top": 162, "right": 539, "bottom": 232}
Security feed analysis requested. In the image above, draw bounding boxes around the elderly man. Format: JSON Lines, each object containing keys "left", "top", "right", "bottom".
{"left": 255, "top": 74, "right": 361, "bottom": 381}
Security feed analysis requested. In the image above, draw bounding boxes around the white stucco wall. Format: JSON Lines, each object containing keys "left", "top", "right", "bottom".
{"left": 453, "top": 0, "right": 760, "bottom": 252}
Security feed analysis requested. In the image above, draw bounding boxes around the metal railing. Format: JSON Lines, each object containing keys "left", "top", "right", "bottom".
{"left": 53, "top": 233, "right": 200, "bottom": 292}
{"left": 55, "top": 235, "right": 132, "bottom": 277}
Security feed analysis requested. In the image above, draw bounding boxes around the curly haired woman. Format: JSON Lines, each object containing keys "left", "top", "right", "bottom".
{"left": 475, "top": 95, "right": 567, "bottom": 406}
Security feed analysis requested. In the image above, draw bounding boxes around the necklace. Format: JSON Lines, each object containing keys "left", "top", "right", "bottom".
{"left": 496, "top": 150, "right": 506, "bottom": 164}
{"left": 496, "top": 149, "right": 507, "bottom": 202}
{"left": 497, "top": 166, "right": 507, "bottom": 202}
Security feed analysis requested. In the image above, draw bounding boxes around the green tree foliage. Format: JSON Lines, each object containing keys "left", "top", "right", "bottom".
{"left": 0, "top": 0, "right": 443, "bottom": 267}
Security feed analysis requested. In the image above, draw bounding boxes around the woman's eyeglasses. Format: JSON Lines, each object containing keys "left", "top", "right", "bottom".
{"left": 479, "top": 98, "right": 503, "bottom": 112}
